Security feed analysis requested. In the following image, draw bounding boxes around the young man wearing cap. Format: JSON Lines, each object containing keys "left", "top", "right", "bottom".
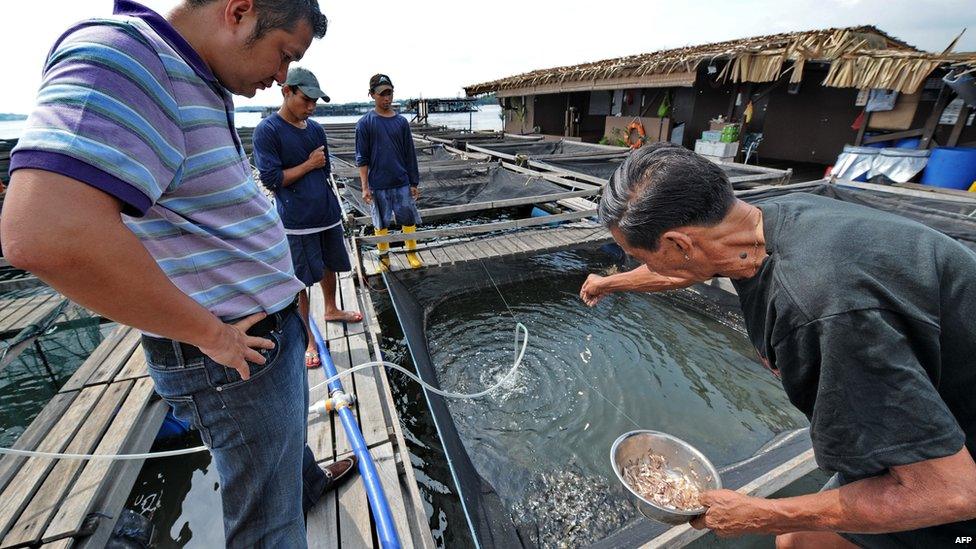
{"left": 254, "top": 67, "right": 363, "bottom": 369}
{"left": 355, "top": 73, "right": 422, "bottom": 269}
{"left": 3, "top": 1, "right": 354, "bottom": 545}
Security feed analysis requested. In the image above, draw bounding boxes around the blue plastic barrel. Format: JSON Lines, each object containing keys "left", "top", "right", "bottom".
{"left": 894, "top": 137, "right": 921, "bottom": 149}
{"left": 921, "top": 147, "right": 976, "bottom": 190}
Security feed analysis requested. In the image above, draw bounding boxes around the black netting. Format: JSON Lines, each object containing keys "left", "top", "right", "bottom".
{"left": 341, "top": 165, "right": 569, "bottom": 216}
{"left": 541, "top": 156, "right": 791, "bottom": 188}
{"left": 385, "top": 272, "right": 525, "bottom": 548}
{"left": 739, "top": 182, "right": 976, "bottom": 250}
{"left": 475, "top": 140, "right": 626, "bottom": 159}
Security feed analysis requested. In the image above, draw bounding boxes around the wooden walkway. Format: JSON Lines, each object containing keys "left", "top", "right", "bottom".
{"left": 305, "top": 249, "right": 434, "bottom": 548}
{"left": 0, "top": 326, "right": 166, "bottom": 548}
{"left": 0, "top": 290, "right": 67, "bottom": 336}
{"left": 361, "top": 223, "right": 611, "bottom": 276}
{"left": 0, "top": 240, "right": 434, "bottom": 548}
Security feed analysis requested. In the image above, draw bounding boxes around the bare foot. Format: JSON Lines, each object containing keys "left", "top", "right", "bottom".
{"left": 325, "top": 309, "right": 363, "bottom": 324}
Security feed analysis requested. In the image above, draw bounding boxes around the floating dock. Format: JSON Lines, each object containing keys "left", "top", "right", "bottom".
{"left": 0, "top": 229, "right": 435, "bottom": 548}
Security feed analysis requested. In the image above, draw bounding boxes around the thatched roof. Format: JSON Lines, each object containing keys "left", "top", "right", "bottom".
{"left": 465, "top": 26, "right": 971, "bottom": 96}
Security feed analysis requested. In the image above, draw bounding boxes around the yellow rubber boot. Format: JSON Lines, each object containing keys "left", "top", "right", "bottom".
{"left": 375, "top": 227, "right": 390, "bottom": 272}
{"left": 403, "top": 225, "right": 422, "bottom": 269}
{"left": 375, "top": 228, "right": 390, "bottom": 254}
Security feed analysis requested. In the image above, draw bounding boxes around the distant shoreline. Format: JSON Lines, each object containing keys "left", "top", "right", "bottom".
{"left": 0, "top": 114, "right": 27, "bottom": 122}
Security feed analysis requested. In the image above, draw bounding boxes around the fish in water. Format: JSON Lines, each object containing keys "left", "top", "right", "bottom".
{"left": 513, "top": 465, "right": 635, "bottom": 548}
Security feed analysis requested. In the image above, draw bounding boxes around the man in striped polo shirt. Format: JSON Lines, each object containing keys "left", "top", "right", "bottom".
{"left": 2, "top": 1, "right": 354, "bottom": 546}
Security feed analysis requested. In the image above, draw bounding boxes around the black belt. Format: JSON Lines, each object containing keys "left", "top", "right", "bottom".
{"left": 141, "top": 297, "right": 299, "bottom": 364}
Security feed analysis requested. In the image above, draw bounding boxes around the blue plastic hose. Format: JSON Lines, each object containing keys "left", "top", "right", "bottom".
{"left": 309, "top": 318, "right": 402, "bottom": 549}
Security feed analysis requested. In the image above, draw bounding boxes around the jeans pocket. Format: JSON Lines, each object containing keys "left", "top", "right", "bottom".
{"left": 165, "top": 395, "right": 213, "bottom": 447}
{"left": 205, "top": 329, "right": 283, "bottom": 390}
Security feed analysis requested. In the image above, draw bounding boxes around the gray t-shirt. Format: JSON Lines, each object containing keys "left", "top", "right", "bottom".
{"left": 732, "top": 193, "right": 975, "bottom": 547}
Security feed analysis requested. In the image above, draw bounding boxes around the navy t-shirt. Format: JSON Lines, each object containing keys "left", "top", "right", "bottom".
{"left": 354, "top": 110, "right": 420, "bottom": 191}
{"left": 253, "top": 113, "right": 341, "bottom": 230}
{"left": 733, "top": 193, "right": 976, "bottom": 546}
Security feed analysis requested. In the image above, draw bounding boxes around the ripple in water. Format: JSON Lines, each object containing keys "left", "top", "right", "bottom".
{"left": 425, "top": 271, "right": 807, "bottom": 546}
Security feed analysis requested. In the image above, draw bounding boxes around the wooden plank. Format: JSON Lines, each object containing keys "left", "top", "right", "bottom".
{"left": 488, "top": 235, "right": 519, "bottom": 256}
{"left": 360, "top": 250, "right": 381, "bottom": 277}
{"left": 0, "top": 296, "right": 61, "bottom": 334}
{"left": 390, "top": 251, "right": 411, "bottom": 272}
{"left": 507, "top": 233, "right": 538, "bottom": 254}
{"left": 12, "top": 295, "right": 62, "bottom": 326}
{"left": 370, "top": 443, "right": 413, "bottom": 549}
{"left": 0, "top": 393, "right": 78, "bottom": 495}
{"left": 72, "top": 398, "right": 167, "bottom": 549}
{"left": 347, "top": 331, "right": 390, "bottom": 448}
{"left": 947, "top": 105, "right": 972, "bottom": 147}
{"left": 425, "top": 244, "right": 452, "bottom": 267}
{"left": 326, "top": 327, "right": 374, "bottom": 548}
{"left": 306, "top": 486, "right": 339, "bottom": 549}
{"left": 59, "top": 327, "right": 131, "bottom": 393}
{"left": 919, "top": 88, "right": 952, "bottom": 149}
{"left": 0, "top": 277, "right": 44, "bottom": 294}
{"left": 0, "top": 293, "right": 47, "bottom": 326}
{"left": 337, "top": 276, "right": 366, "bottom": 340}
{"left": 113, "top": 346, "right": 148, "bottom": 382}
{"left": 359, "top": 209, "right": 597, "bottom": 244}
{"left": 335, "top": 475, "right": 372, "bottom": 549}
{"left": 2, "top": 381, "right": 133, "bottom": 548}
{"left": 87, "top": 330, "right": 141, "bottom": 386}
{"left": 41, "top": 378, "right": 157, "bottom": 544}
{"left": 479, "top": 236, "right": 511, "bottom": 260}
{"left": 501, "top": 161, "right": 601, "bottom": 190}
{"left": 519, "top": 231, "right": 553, "bottom": 252}
{"left": 416, "top": 247, "right": 438, "bottom": 268}
{"left": 0, "top": 385, "right": 106, "bottom": 540}
{"left": 352, "top": 187, "right": 601, "bottom": 225}
{"left": 307, "top": 287, "right": 337, "bottom": 464}
{"left": 0, "top": 293, "right": 54, "bottom": 333}
{"left": 447, "top": 241, "right": 478, "bottom": 262}
{"left": 328, "top": 332, "right": 356, "bottom": 457}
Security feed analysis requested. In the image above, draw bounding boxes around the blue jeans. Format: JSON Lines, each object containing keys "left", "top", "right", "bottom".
{"left": 370, "top": 185, "right": 422, "bottom": 229}
{"left": 144, "top": 310, "right": 328, "bottom": 548}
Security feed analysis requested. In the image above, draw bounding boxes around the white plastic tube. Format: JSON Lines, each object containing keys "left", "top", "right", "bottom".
{"left": 0, "top": 323, "right": 529, "bottom": 461}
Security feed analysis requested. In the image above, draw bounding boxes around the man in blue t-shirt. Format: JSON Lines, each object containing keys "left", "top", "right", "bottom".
{"left": 355, "top": 73, "right": 422, "bottom": 269}
{"left": 254, "top": 67, "right": 363, "bottom": 369}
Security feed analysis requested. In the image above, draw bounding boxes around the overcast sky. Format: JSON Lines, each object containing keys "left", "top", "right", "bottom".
{"left": 2, "top": 0, "right": 974, "bottom": 114}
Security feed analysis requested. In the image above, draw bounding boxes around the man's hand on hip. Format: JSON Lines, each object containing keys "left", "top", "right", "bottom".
{"left": 197, "top": 312, "right": 275, "bottom": 381}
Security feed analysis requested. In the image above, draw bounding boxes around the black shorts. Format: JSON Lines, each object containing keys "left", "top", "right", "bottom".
{"left": 287, "top": 225, "right": 352, "bottom": 287}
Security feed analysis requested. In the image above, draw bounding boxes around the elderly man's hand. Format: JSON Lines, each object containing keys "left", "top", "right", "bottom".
{"left": 690, "top": 490, "right": 770, "bottom": 538}
{"left": 410, "top": 186, "right": 420, "bottom": 200}
{"left": 580, "top": 274, "right": 608, "bottom": 307}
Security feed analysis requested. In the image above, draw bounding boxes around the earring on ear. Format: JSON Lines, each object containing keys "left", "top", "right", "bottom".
{"left": 684, "top": 254, "right": 690, "bottom": 261}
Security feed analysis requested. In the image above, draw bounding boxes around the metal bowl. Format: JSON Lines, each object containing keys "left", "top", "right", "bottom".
{"left": 610, "top": 430, "right": 722, "bottom": 524}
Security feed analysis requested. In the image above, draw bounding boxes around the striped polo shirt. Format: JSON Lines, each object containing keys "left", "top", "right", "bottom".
{"left": 10, "top": 0, "right": 304, "bottom": 320}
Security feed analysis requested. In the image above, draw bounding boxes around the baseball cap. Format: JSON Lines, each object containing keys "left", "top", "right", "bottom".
{"left": 284, "top": 67, "right": 330, "bottom": 102}
{"left": 369, "top": 73, "right": 394, "bottom": 94}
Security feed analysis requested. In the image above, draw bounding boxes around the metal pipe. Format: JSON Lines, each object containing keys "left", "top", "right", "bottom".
{"left": 309, "top": 318, "right": 402, "bottom": 549}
